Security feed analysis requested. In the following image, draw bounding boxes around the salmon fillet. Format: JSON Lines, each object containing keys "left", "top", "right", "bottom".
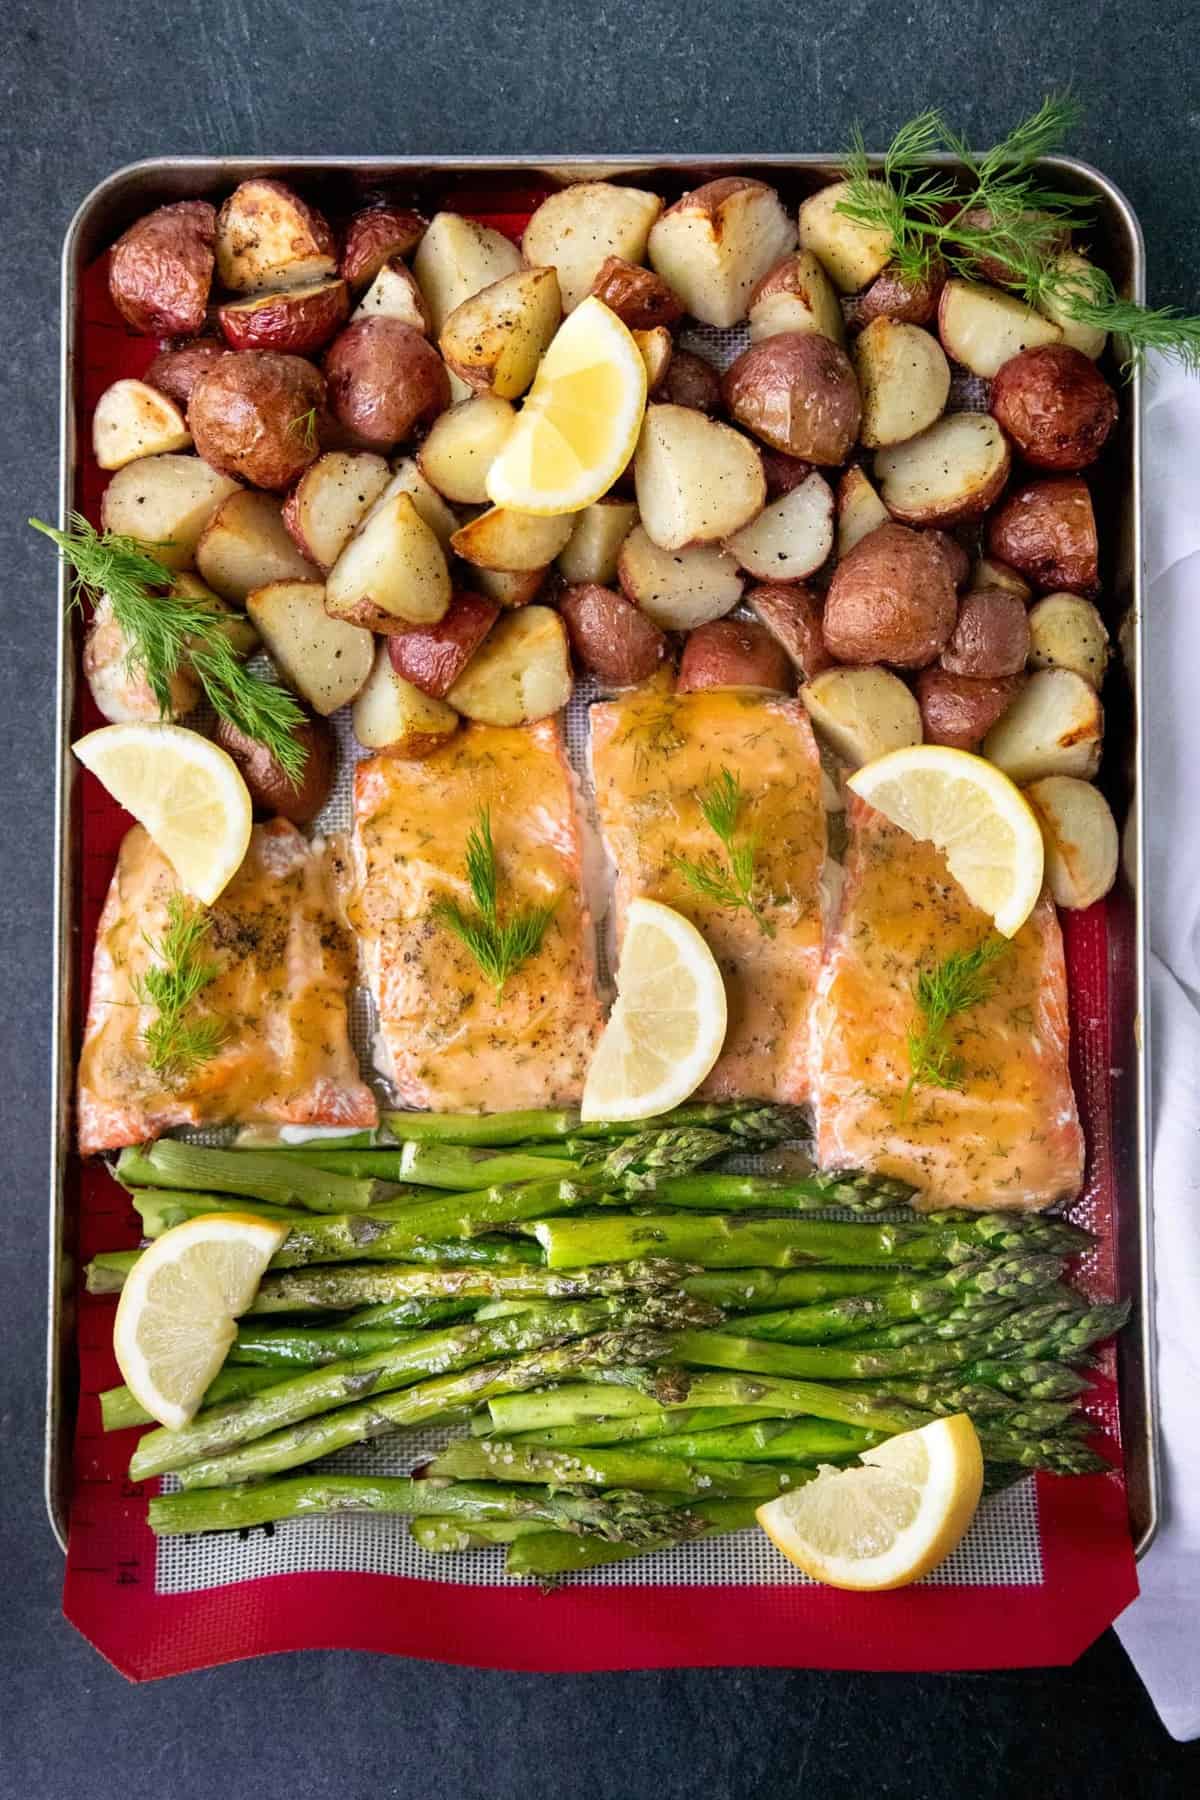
{"left": 811, "top": 796, "right": 1084, "bottom": 1211}
{"left": 590, "top": 686, "right": 826, "bottom": 1102}
{"left": 78, "top": 820, "right": 377, "bottom": 1154}
{"left": 346, "top": 719, "right": 603, "bottom": 1110}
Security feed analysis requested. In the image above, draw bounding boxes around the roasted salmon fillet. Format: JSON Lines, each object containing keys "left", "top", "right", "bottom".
{"left": 346, "top": 719, "right": 603, "bottom": 1110}
{"left": 590, "top": 685, "right": 826, "bottom": 1102}
{"left": 78, "top": 820, "right": 376, "bottom": 1154}
{"left": 811, "top": 796, "right": 1084, "bottom": 1211}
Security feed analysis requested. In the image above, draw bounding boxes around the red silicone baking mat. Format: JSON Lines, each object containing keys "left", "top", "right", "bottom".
{"left": 61, "top": 200, "right": 1137, "bottom": 1680}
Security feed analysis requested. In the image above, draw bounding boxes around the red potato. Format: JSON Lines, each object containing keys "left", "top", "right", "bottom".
{"left": 950, "top": 208, "right": 1069, "bottom": 289}
{"left": 617, "top": 526, "right": 743, "bottom": 630}
{"left": 678, "top": 617, "right": 793, "bottom": 693}
{"left": 523, "top": 183, "right": 663, "bottom": 313}
{"left": 559, "top": 583, "right": 667, "bottom": 686}
{"left": 633, "top": 327, "right": 673, "bottom": 392}
{"left": 937, "top": 278, "right": 1061, "bottom": 378}
{"left": 635, "top": 404, "right": 766, "bottom": 550}
{"left": 92, "top": 379, "right": 191, "bottom": 469}
{"left": 588, "top": 256, "right": 684, "bottom": 329}
{"left": 970, "top": 556, "right": 1032, "bottom": 602}
{"left": 915, "top": 668, "right": 1024, "bottom": 749}
{"left": 378, "top": 458, "right": 460, "bottom": 548}
{"left": 823, "top": 521, "right": 958, "bottom": 668}
{"left": 446, "top": 606, "right": 573, "bottom": 725}
{"left": 414, "top": 212, "right": 524, "bottom": 335}
{"left": 982, "top": 667, "right": 1103, "bottom": 781}
{"left": 990, "top": 344, "right": 1118, "bottom": 472}
{"left": 1027, "top": 592, "right": 1110, "bottom": 686}
{"left": 215, "top": 179, "right": 336, "bottom": 293}
{"left": 440, "top": 266, "right": 562, "bottom": 399}
{"left": 84, "top": 598, "right": 201, "bottom": 723}
{"left": 281, "top": 450, "right": 391, "bottom": 571}
{"left": 760, "top": 448, "right": 813, "bottom": 498}
{"left": 557, "top": 498, "right": 639, "bottom": 586}
{"left": 467, "top": 566, "right": 549, "bottom": 610}
{"left": 940, "top": 588, "right": 1031, "bottom": 678}
{"left": 387, "top": 590, "right": 501, "bottom": 698}
{"left": 108, "top": 200, "right": 216, "bottom": 337}
{"left": 353, "top": 642, "right": 459, "bottom": 756}
{"left": 987, "top": 477, "right": 1100, "bottom": 596}
{"left": 847, "top": 258, "right": 946, "bottom": 330}
{"left": 451, "top": 507, "right": 574, "bottom": 573}
{"left": 657, "top": 349, "right": 722, "bottom": 414}
{"left": 725, "top": 469, "right": 833, "bottom": 582}
{"left": 196, "top": 488, "right": 319, "bottom": 600}
{"left": 797, "top": 180, "right": 894, "bottom": 293}
{"left": 748, "top": 250, "right": 844, "bottom": 345}
{"left": 188, "top": 351, "right": 325, "bottom": 490}
{"left": 218, "top": 279, "right": 350, "bottom": 354}
{"left": 144, "top": 338, "right": 226, "bottom": 410}
{"left": 853, "top": 319, "right": 950, "bottom": 449}
{"left": 926, "top": 531, "right": 970, "bottom": 590}
{"left": 245, "top": 579, "right": 374, "bottom": 715}
{"left": 214, "top": 709, "right": 335, "bottom": 823}
{"left": 836, "top": 464, "right": 889, "bottom": 557}
{"left": 351, "top": 258, "right": 431, "bottom": 332}
{"left": 746, "top": 582, "right": 832, "bottom": 682}
{"left": 648, "top": 177, "right": 796, "bottom": 327}
{"left": 874, "top": 413, "right": 1011, "bottom": 527}
{"left": 100, "top": 454, "right": 240, "bottom": 568}
{"left": 722, "top": 333, "right": 861, "bottom": 466}
{"left": 418, "top": 394, "right": 516, "bottom": 505}
{"left": 1025, "top": 775, "right": 1119, "bottom": 909}
{"left": 802, "top": 666, "right": 922, "bottom": 765}
{"left": 326, "top": 491, "right": 451, "bottom": 630}
{"left": 324, "top": 318, "right": 450, "bottom": 449}
{"left": 1036, "top": 250, "right": 1108, "bottom": 359}
{"left": 339, "top": 205, "right": 427, "bottom": 288}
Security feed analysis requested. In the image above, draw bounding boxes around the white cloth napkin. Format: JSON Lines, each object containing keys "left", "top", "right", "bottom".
{"left": 1112, "top": 353, "right": 1200, "bottom": 1740}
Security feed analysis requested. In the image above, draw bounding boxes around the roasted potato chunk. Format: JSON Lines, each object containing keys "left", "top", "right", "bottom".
{"left": 874, "top": 413, "right": 1011, "bottom": 528}
{"left": 524, "top": 182, "right": 663, "bottom": 312}
{"left": 634, "top": 404, "right": 766, "bottom": 550}
{"left": 324, "top": 319, "right": 449, "bottom": 450}
{"left": 214, "top": 709, "right": 335, "bottom": 823}
{"left": 797, "top": 181, "right": 893, "bottom": 292}
{"left": 215, "top": 179, "right": 336, "bottom": 292}
{"left": 915, "top": 668, "right": 1024, "bottom": 750}
{"left": 350, "top": 257, "right": 431, "bottom": 332}
{"left": 678, "top": 617, "right": 792, "bottom": 693}
{"left": 100, "top": 454, "right": 240, "bottom": 569}
{"left": 559, "top": 583, "right": 667, "bottom": 686}
{"left": 413, "top": 212, "right": 524, "bottom": 335}
{"left": 746, "top": 582, "right": 831, "bottom": 682}
{"left": 387, "top": 590, "right": 500, "bottom": 698}
{"left": 802, "top": 666, "right": 923, "bottom": 766}
{"left": 823, "top": 522, "right": 957, "bottom": 668}
{"left": 617, "top": 527, "right": 743, "bottom": 630}
{"left": 353, "top": 641, "right": 459, "bottom": 756}
{"left": 281, "top": 450, "right": 391, "bottom": 571}
{"left": 726, "top": 471, "right": 833, "bottom": 582}
{"left": 939, "top": 588, "right": 1030, "bottom": 679}
{"left": 588, "top": 256, "right": 683, "bottom": 329}
{"left": 982, "top": 668, "right": 1103, "bottom": 781}
{"left": 218, "top": 278, "right": 350, "bottom": 355}
{"left": 188, "top": 351, "right": 325, "bottom": 490}
{"left": 648, "top": 177, "right": 795, "bottom": 328}
{"left": 326, "top": 491, "right": 451, "bottom": 630}
{"left": 657, "top": 349, "right": 722, "bottom": 414}
{"left": 937, "top": 278, "right": 1061, "bottom": 378}
{"left": 451, "top": 506, "right": 574, "bottom": 573}
{"left": 377, "top": 458, "right": 460, "bottom": 547}
{"left": 84, "top": 598, "right": 201, "bottom": 723}
{"left": 92, "top": 379, "right": 191, "bottom": 470}
{"left": 339, "top": 205, "right": 427, "bottom": 288}
{"left": 196, "top": 489, "right": 319, "bottom": 601}
{"left": 446, "top": 605, "right": 573, "bottom": 724}
{"left": 440, "top": 267, "right": 562, "bottom": 399}
{"left": 557, "top": 498, "right": 639, "bottom": 586}
{"left": 108, "top": 200, "right": 215, "bottom": 336}
{"left": 990, "top": 344, "right": 1117, "bottom": 472}
{"left": 748, "top": 249, "right": 844, "bottom": 345}
{"left": 143, "top": 338, "right": 226, "bottom": 411}
{"left": 418, "top": 395, "right": 516, "bottom": 505}
{"left": 848, "top": 258, "right": 946, "bottom": 330}
{"left": 722, "top": 333, "right": 861, "bottom": 465}
{"left": 854, "top": 319, "right": 950, "bottom": 449}
{"left": 987, "top": 477, "right": 1100, "bottom": 597}
{"left": 1026, "top": 775, "right": 1119, "bottom": 909}
{"left": 246, "top": 578, "right": 373, "bottom": 714}
{"left": 1027, "top": 593, "right": 1110, "bottom": 687}
{"left": 836, "top": 465, "right": 889, "bottom": 557}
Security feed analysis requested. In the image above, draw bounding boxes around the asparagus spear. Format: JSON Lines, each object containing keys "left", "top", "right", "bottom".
{"left": 409, "top": 1517, "right": 545, "bottom": 1552}
{"left": 380, "top": 1102, "right": 809, "bottom": 1148}
{"left": 500, "top": 1417, "right": 883, "bottom": 1465}
{"left": 836, "top": 1291, "right": 1075, "bottom": 1351}
{"left": 116, "top": 1141, "right": 390, "bottom": 1213}
{"left": 100, "top": 1365, "right": 282, "bottom": 1432}
{"left": 832, "top": 1382, "right": 1082, "bottom": 1430}
{"left": 427, "top": 1438, "right": 821, "bottom": 1498}
{"left": 248, "top": 1257, "right": 687, "bottom": 1315}
{"left": 229, "top": 1326, "right": 418, "bottom": 1367}
{"left": 633, "top": 1170, "right": 916, "bottom": 1214}
{"left": 173, "top": 1329, "right": 673, "bottom": 1489}
{"left": 486, "top": 1372, "right": 932, "bottom": 1438}
{"left": 85, "top": 1250, "right": 140, "bottom": 1294}
{"left": 680, "top": 1268, "right": 911, "bottom": 1310}
{"left": 490, "top": 1405, "right": 795, "bottom": 1448}
{"left": 270, "top": 1210, "right": 556, "bottom": 1269}
{"left": 947, "top": 1358, "right": 1096, "bottom": 1399}
{"left": 504, "top": 1498, "right": 763, "bottom": 1580}
{"left": 974, "top": 1431, "right": 1112, "bottom": 1475}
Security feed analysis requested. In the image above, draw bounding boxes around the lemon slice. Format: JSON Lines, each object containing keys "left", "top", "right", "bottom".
{"left": 485, "top": 296, "right": 647, "bottom": 515}
{"left": 756, "top": 1414, "right": 984, "bottom": 1591}
{"left": 847, "top": 745, "right": 1045, "bottom": 937}
{"left": 113, "top": 1213, "right": 289, "bottom": 1430}
{"left": 581, "top": 898, "right": 727, "bottom": 1122}
{"left": 73, "top": 722, "right": 253, "bottom": 904}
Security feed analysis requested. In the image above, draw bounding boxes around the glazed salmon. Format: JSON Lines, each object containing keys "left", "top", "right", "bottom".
{"left": 590, "top": 685, "right": 826, "bottom": 1102}
{"left": 78, "top": 820, "right": 377, "bottom": 1154}
{"left": 346, "top": 719, "right": 603, "bottom": 1110}
{"left": 811, "top": 796, "right": 1084, "bottom": 1211}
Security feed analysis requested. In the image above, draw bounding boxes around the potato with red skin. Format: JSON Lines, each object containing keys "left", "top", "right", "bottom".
{"left": 215, "top": 180, "right": 336, "bottom": 293}
{"left": 755, "top": 448, "right": 811, "bottom": 498}
{"left": 950, "top": 207, "right": 1068, "bottom": 289}
{"left": 745, "top": 582, "right": 831, "bottom": 682}
{"left": 927, "top": 530, "right": 970, "bottom": 590}
{"left": 214, "top": 710, "right": 335, "bottom": 823}
{"left": 990, "top": 344, "right": 1118, "bottom": 472}
{"left": 324, "top": 318, "right": 450, "bottom": 448}
{"left": 657, "top": 350, "right": 722, "bottom": 414}
{"left": 678, "top": 618, "right": 793, "bottom": 693}
{"left": 558, "top": 584, "right": 667, "bottom": 687}
{"left": 940, "top": 588, "right": 1031, "bottom": 678}
{"left": 916, "top": 668, "right": 1025, "bottom": 749}
{"left": 987, "top": 476, "right": 1100, "bottom": 596}
{"left": 218, "top": 279, "right": 350, "bottom": 355}
{"left": 823, "top": 522, "right": 957, "bottom": 668}
{"left": 339, "top": 205, "right": 427, "bottom": 287}
{"left": 387, "top": 591, "right": 501, "bottom": 698}
{"left": 144, "top": 338, "right": 226, "bottom": 411}
{"left": 847, "top": 258, "right": 946, "bottom": 331}
{"left": 587, "top": 257, "right": 683, "bottom": 329}
{"left": 722, "top": 333, "right": 861, "bottom": 466}
{"left": 188, "top": 352, "right": 325, "bottom": 490}
{"left": 108, "top": 200, "right": 216, "bottom": 337}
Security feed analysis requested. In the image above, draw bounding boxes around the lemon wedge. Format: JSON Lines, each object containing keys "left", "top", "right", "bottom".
{"left": 485, "top": 296, "right": 647, "bottom": 515}
{"left": 847, "top": 744, "right": 1045, "bottom": 937}
{"left": 113, "top": 1213, "right": 289, "bottom": 1430}
{"left": 73, "top": 722, "right": 253, "bottom": 904}
{"left": 756, "top": 1414, "right": 984, "bottom": 1591}
{"left": 581, "top": 898, "right": 727, "bottom": 1122}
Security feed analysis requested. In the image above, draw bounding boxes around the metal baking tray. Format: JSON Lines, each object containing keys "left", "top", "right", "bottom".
{"left": 46, "top": 153, "right": 1158, "bottom": 1558}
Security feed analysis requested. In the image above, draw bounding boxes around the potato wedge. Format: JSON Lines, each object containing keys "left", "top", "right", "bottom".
{"left": 466, "top": 566, "right": 549, "bottom": 609}
{"left": 374, "top": 457, "right": 460, "bottom": 548}
{"left": 875, "top": 413, "right": 1011, "bottom": 527}
{"left": 189, "top": 351, "right": 325, "bottom": 489}
{"left": 440, "top": 267, "right": 562, "bottom": 399}
{"left": 823, "top": 521, "right": 957, "bottom": 668}
{"left": 1027, "top": 593, "right": 1110, "bottom": 686}
{"left": 413, "top": 212, "right": 524, "bottom": 335}
{"left": 726, "top": 470, "right": 833, "bottom": 581}
{"left": 353, "top": 641, "right": 459, "bottom": 755}
{"left": 1035, "top": 250, "right": 1108, "bottom": 359}
{"left": 325, "top": 319, "right": 449, "bottom": 450}
{"left": 84, "top": 598, "right": 201, "bottom": 723}
{"left": 987, "top": 477, "right": 1099, "bottom": 597}
{"left": 418, "top": 395, "right": 516, "bottom": 505}
{"left": 658, "top": 350, "right": 722, "bottom": 414}
{"left": 387, "top": 590, "right": 500, "bottom": 698}
{"left": 172, "top": 571, "right": 259, "bottom": 659}
{"left": 92, "top": 379, "right": 192, "bottom": 470}
{"left": 745, "top": 582, "right": 831, "bottom": 682}
{"left": 617, "top": 526, "right": 743, "bottom": 630}
{"left": 940, "top": 588, "right": 1030, "bottom": 679}
{"left": 678, "top": 618, "right": 792, "bottom": 693}
{"left": 451, "top": 506, "right": 574, "bottom": 573}
{"left": 797, "top": 181, "right": 894, "bottom": 293}
{"left": 937, "top": 278, "right": 1061, "bottom": 378}
{"left": 990, "top": 344, "right": 1117, "bottom": 472}
{"left": 281, "top": 451, "right": 391, "bottom": 571}
{"left": 836, "top": 465, "right": 890, "bottom": 557}
{"left": 722, "top": 333, "right": 861, "bottom": 465}
{"left": 854, "top": 319, "right": 950, "bottom": 449}
{"left": 523, "top": 183, "right": 663, "bottom": 312}
{"left": 748, "top": 249, "right": 845, "bottom": 345}
{"left": 108, "top": 200, "right": 215, "bottom": 337}
{"left": 1025, "top": 775, "right": 1119, "bottom": 909}
{"left": 559, "top": 584, "right": 666, "bottom": 686}
{"left": 648, "top": 177, "right": 795, "bottom": 328}
{"left": 557, "top": 497, "right": 639, "bottom": 585}
{"left": 970, "top": 556, "right": 1032, "bottom": 603}
{"left": 982, "top": 668, "right": 1102, "bottom": 781}
{"left": 100, "top": 455, "right": 240, "bottom": 569}
{"left": 350, "top": 258, "right": 431, "bottom": 332}
{"left": 634, "top": 404, "right": 766, "bottom": 550}
{"left": 339, "top": 206, "right": 427, "bottom": 288}
{"left": 633, "top": 326, "right": 673, "bottom": 391}
{"left": 326, "top": 492, "right": 451, "bottom": 630}
{"left": 915, "top": 668, "right": 1024, "bottom": 751}
{"left": 215, "top": 179, "right": 336, "bottom": 293}
{"left": 446, "top": 606, "right": 573, "bottom": 725}
{"left": 801, "top": 666, "right": 923, "bottom": 766}
{"left": 218, "top": 278, "right": 350, "bottom": 354}
{"left": 588, "top": 257, "right": 683, "bottom": 329}
{"left": 215, "top": 709, "right": 334, "bottom": 823}
{"left": 246, "top": 578, "right": 373, "bottom": 714}
{"left": 196, "top": 489, "right": 319, "bottom": 601}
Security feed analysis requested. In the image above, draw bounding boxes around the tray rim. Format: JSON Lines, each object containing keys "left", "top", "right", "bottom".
{"left": 46, "top": 150, "right": 1157, "bottom": 1562}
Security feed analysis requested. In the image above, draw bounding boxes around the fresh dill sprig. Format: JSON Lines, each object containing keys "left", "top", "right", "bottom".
{"left": 901, "top": 936, "right": 1010, "bottom": 1116}
{"left": 133, "top": 893, "right": 227, "bottom": 1083}
{"left": 431, "top": 809, "right": 558, "bottom": 1002}
{"left": 674, "top": 767, "right": 776, "bottom": 939}
{"left": 288, "top": 407, "right": 319, "bottom": 450}
{"left": 836, "top": 96, "right": 1200, "bottom": 372}
{"left": 30, "top": 514, "right": 308, "bottom": 780}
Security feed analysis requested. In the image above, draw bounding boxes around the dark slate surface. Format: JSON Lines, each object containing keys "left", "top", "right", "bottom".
{"left": 2, "top": 0, "right": 1199, "bottom": 1792}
